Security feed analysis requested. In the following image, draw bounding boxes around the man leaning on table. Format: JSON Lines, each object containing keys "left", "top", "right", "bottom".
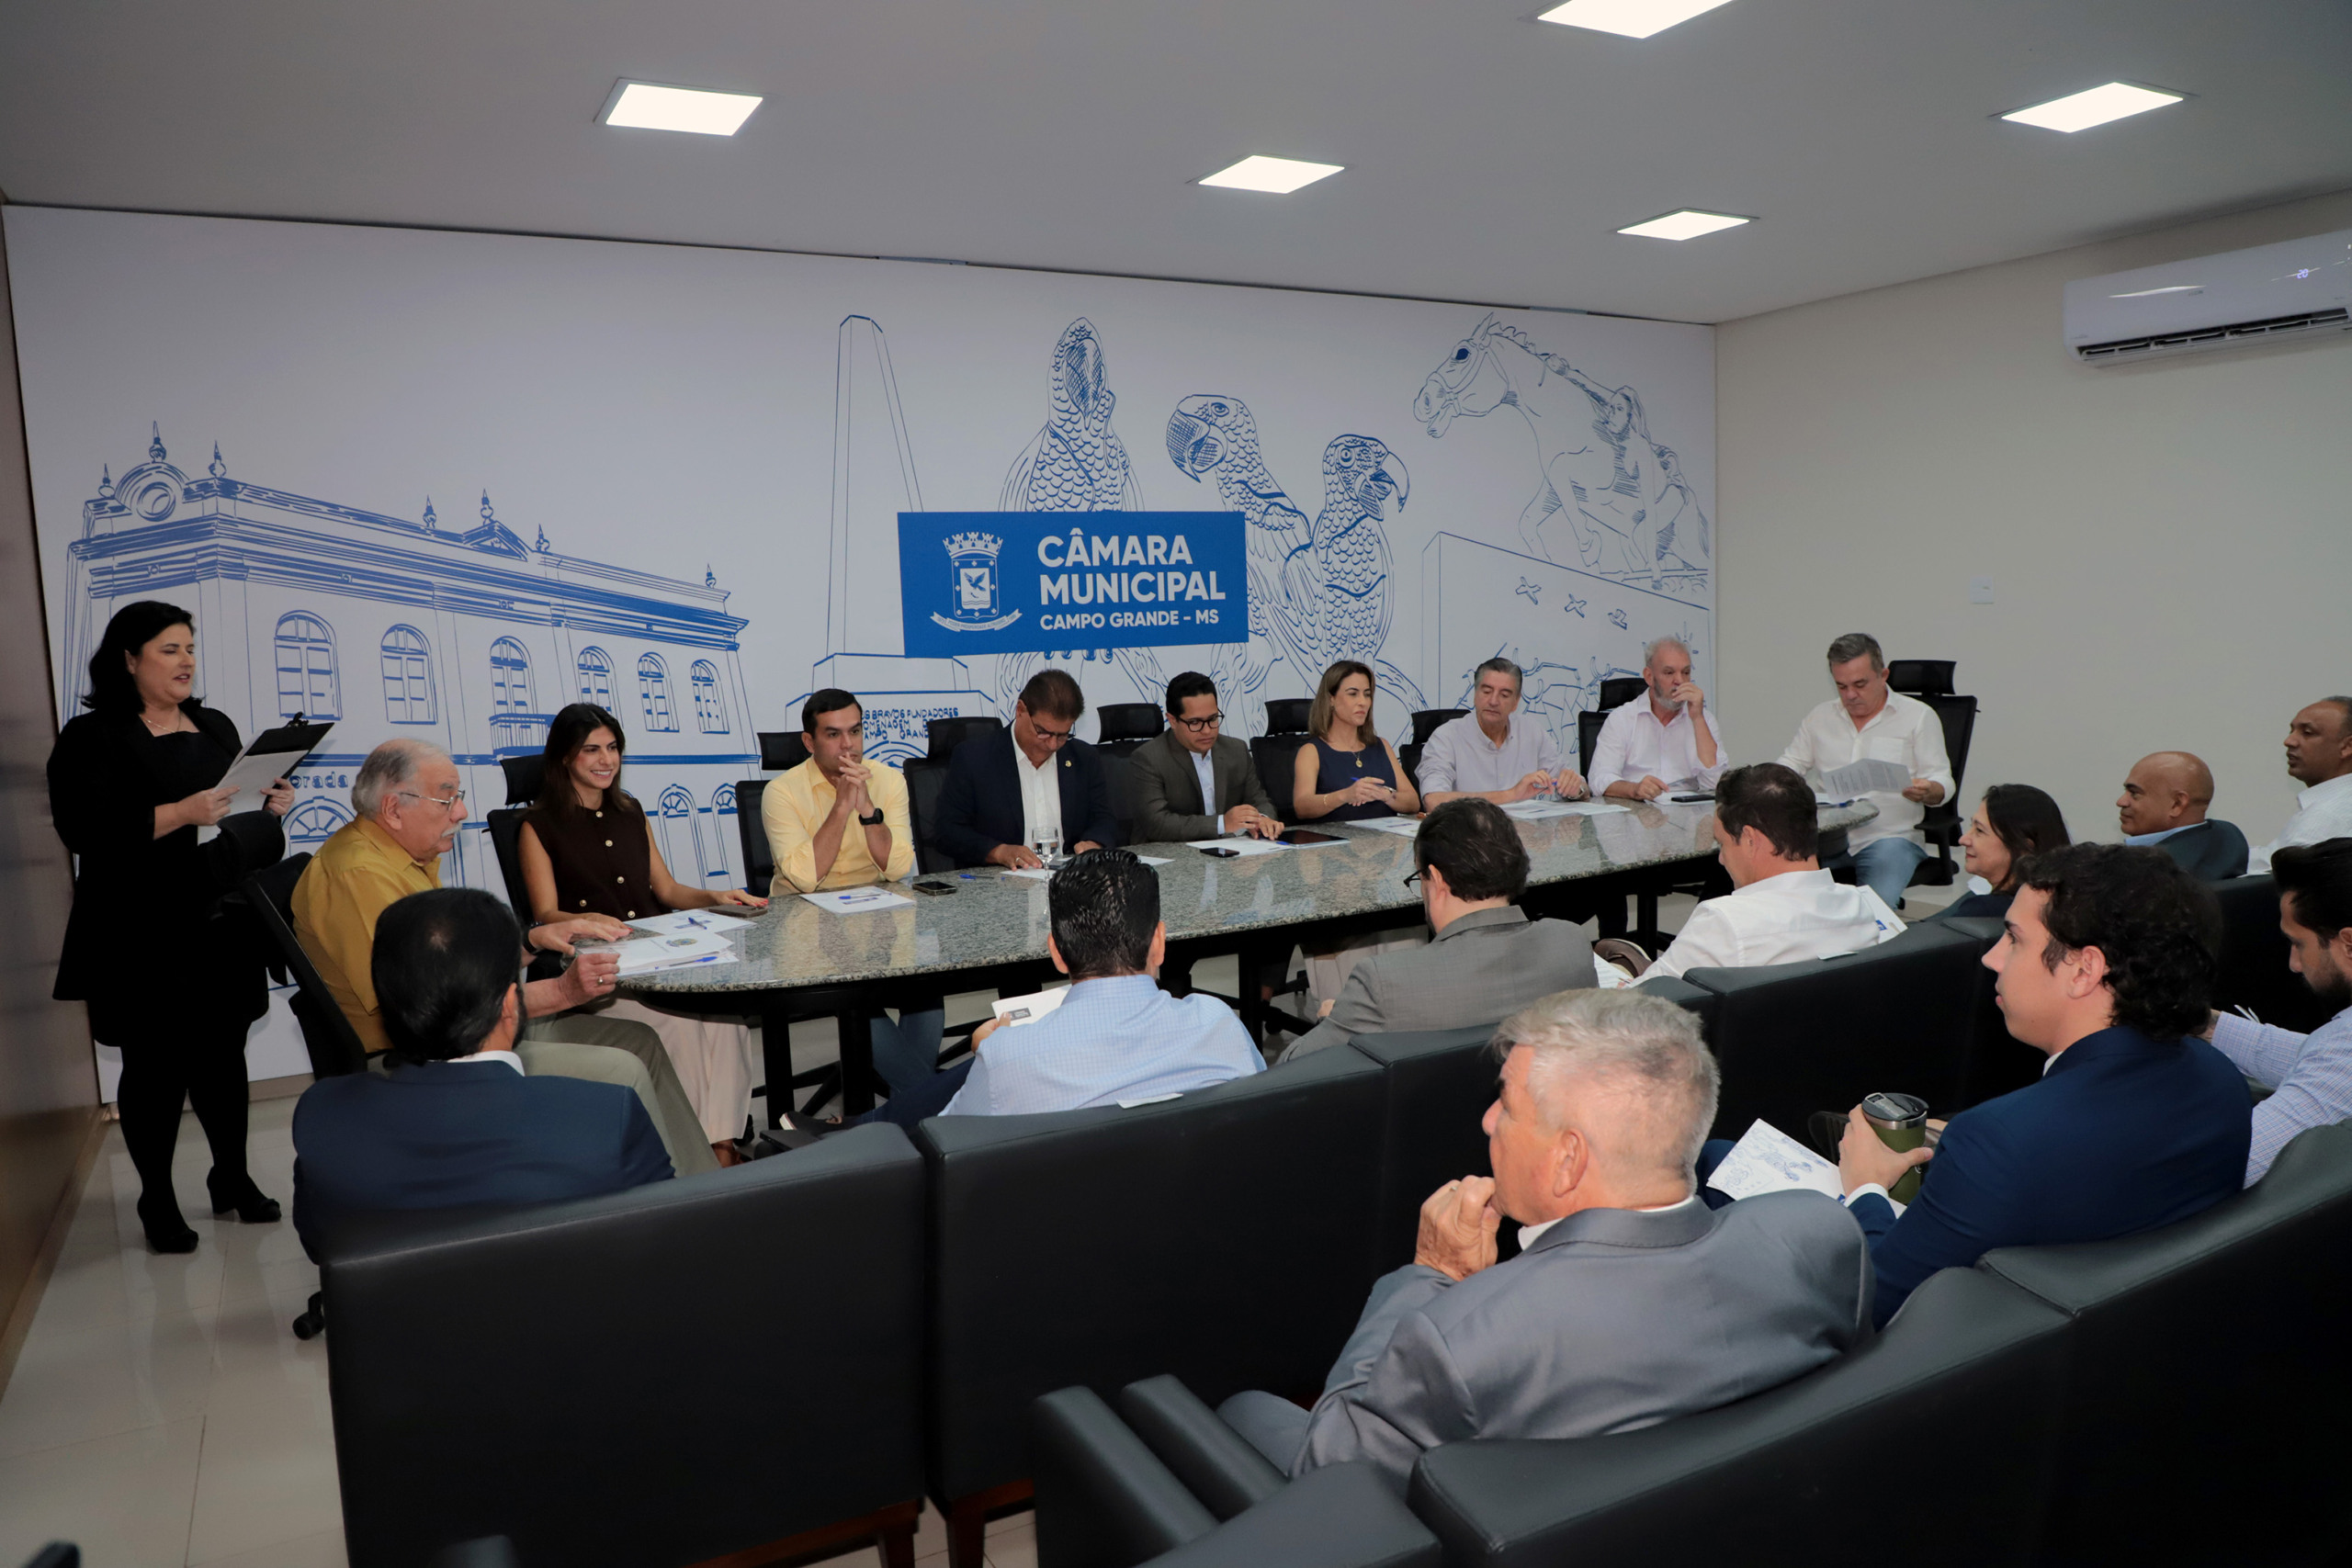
{"left": 761, "top": 687, "right": 950, "bottom": 1098}
{"left": 1418, "top": 658, "right": 1587, "bottom": 807}
{"left": 1778, "top": 632, "right": 1953, "bottom": 910}
{"left": 291, "top": 738, "right": 716, "bottom": 1173}
{"left": 1590, "top": 637, "right": 1724, "bottom": 802}
{"left": 1130, "top": 670, "right": 1283, "bottom": 842}
{"left": 933, "top": 668, "right": 1120, "bottom": 869}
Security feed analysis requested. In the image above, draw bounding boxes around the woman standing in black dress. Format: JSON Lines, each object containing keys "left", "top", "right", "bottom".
{"left": 48, "top": 601, "right": 293, "bottom": 1252}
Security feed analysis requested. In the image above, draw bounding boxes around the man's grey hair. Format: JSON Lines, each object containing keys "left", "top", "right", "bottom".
{"left": 1493, "top": 989, "right": 1720, "bottom": 1180}
{"left": 1474, "top": 656, "right": 1523, "bottom": 694}
{"left": 1643, "top": 637, "right": 1690, "bottom": 669}
{"left": 2320, "top": 696, "right": 2352, "bottom": 733}
{"left": 353, "top": 739, "right": 453, "bottom": 818}
{"left": 1825, "top": 632, "right": 1885, "bottom": 672}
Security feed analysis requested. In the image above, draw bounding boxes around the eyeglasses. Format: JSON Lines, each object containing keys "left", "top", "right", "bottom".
{"left": 396, "top": 788, "right": 467, "bottom": 812}
{"left": 1402, "top": 869, "right": 1424, "bottom": 893}
{"left": 1173, "top": 711, "right": 1226, "bottom": 733}
{"left": 1030, "top": 718, "right": 1075, "bottom": 744}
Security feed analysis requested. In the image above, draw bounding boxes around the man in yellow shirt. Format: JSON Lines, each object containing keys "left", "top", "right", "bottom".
{"left": 761, "top": 689, "right": 942, "bottom": 1095}
{"left": 294, "top": 738, "right": 716, "bottom": 1173}
{"left": 762, "top": 687, "right": 917, "bottom": 892}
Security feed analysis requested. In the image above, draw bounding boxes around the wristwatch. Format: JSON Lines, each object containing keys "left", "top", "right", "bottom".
{"left": 858, "top": 807, "right": 885, "bottom": 827}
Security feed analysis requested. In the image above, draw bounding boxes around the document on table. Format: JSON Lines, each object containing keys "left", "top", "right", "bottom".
{"left": 989, "top": 986, "right": 1070, "bottom": 1026}
{"left": 196, "top": 718, "right": 334, "bottom": 842}
{"left": 580, "top": 929, "right": 737, "bottom": 976}
{"left": 1003, "top": 855, "right": 1170, "bottom": 882}
{"left": 1821, "top": 758, "right": 1912, "bottom": 796}
{"left": 1703, "top": 1119, "right": 1848, "bottom": 1203}
{"left": 628, "top": 910, "right": 754, "bottom": 935}
{"left": 800, "top": 887, "right": 914, "bottom": 913}
{"left": 1502, "top": 798, "right": 1631, "bottom": 819}
{"left": 1345, "top": 818, "right": 1424, "bottom": 838}
{"left": 1184, "top": 837, "right": 1286, "bottom": 856}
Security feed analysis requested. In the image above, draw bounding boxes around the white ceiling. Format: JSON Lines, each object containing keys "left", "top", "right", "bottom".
{"left": 3, "top": 0, "right": 2348, "bottom": 323}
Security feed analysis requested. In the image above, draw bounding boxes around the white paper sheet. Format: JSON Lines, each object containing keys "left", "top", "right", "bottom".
{"left": 799, "top": 887, "right": 914, "bottom": 913}
{"left": 1703, "top": 1119, "right": 1846, "bottom": 1202}
{"left": 1002, "top": 854, "right": 1170, "bottom": 882}
{"left": 195, "top": 724, "right": 333, "bottom": 842}
{"left": 990, "top": 986, "right": 1070, "bottom": 1026}
{"left": 582, "top": 929, "right": 737, "bottom": 976}
{"left": 1184, "top": 838, "right": 1286, "bottom": 856}
{"left": 1345, "top": 817, "right": 1424, "bottom": 837}
{"left": 1502, "top": 798, "right": 1631, "bottom": 819}
{"left": 1821, "top": 758, "right": 1911, "bottom": 795}
{"left": 628, "top": 910, "right": 754, "bottom": 935}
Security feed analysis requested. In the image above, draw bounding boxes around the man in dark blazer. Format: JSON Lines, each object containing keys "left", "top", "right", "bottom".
{"left": 1837, "top": 843, "right": 2249, "bottom": 1326}
{"left": 1219, "top": 988, "right": 1870, "bottom": 1486}
{"left": 932, "top": 668, "right": 1119, "bottom": 869}
{"left": 1283, "top": 798, "right": 1595, "bottom": 1060}
{"left": 1130, "top": 670, "right": 1283, "bottom": 844}
{"left": 292, "top": 888, "right": 672, "bottom": 1258}
{"left": 2118, "top": 750, "right": 2249, "bottom": 879}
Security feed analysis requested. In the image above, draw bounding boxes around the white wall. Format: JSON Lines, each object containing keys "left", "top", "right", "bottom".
{"left": 1715, "top": 188, "right": 2352, "bottom": 857}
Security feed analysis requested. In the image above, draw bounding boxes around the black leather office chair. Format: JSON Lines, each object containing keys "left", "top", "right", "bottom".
{"left": 1886, "top": 661, "right": 1976, "bottom": 888}
{"left": 1408, "top": 708, "right": 1459, "bottom": 747}
{"left": 482, "top": 807, "right": 535, "bottom": 919}
{"left": 1262, "top": 698, "right": 1311, "bottom": 735}
{"left": 1103, "top": 751, "right": 1143, "bottom": 846}
{"left": 917, "top": 1046, "right": 1388, "bottom": 1567}
{"left": 929, "top": 714, "right": 1004, "bottom": 761}
{"left": 1096, "top": 703, "right": 1165, "bottom": 759}
{"left": 1249, "top": 699, "right": 1317, "bottom": 824}
{"left": 1576, "top": 680, "right": 1647, "bottom": 779}
{"left": 2211, "top": 874, "right": 2336, "bottom": 1033}
{"left": 733, "top": 777, "right": 775, "bottom": 896}
{"left": 325, "top": 1127, "right": 928, "bottom": 1568}
{"left": 498, "top": 752, "right": 543, "bottom": 807}
{"left": 904, "top": 756, "right": 955, "bottom": 873}
{"left": 758, "top": 730, "right": 810, "bottom": 772}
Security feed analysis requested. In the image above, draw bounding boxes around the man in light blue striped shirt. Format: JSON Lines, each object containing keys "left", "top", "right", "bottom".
{"left": 2202, "top": 837, "right": 2352, "bottom": 1184}
{"left": 851, "top": 850, "right": 1262, "bottom": 1126}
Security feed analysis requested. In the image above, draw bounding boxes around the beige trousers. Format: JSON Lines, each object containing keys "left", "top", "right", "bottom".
{"left": 519, "top": 1013, "right": 721, "bottom": 1176}
{"left": 591, "top": 996, "right": 758, "bottom": 1145}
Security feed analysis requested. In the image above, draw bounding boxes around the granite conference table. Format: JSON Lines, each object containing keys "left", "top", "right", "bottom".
{"left": 629, "top": 797, "right": 1879, "bottom": 1119}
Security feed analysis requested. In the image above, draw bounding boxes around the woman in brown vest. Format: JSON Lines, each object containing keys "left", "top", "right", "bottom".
{"left": 519, "top": 703, "right": 765, "bottom": 1163}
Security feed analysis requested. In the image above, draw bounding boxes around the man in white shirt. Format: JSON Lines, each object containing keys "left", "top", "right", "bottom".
{"left": 1589, "top": 637, "right": 1724, "bottom": 801}
{"left": 1777, "top": 632, "right": 1953, "bottom": 909}
{"left": 2248, "top": 696, "right": 2352, "bottom": 874}
{"left": 1639, "top": 762, "right": 1903, "bottom": 983}
{"left": 1418, "top": 657, "right": 1587, "bottom": 806}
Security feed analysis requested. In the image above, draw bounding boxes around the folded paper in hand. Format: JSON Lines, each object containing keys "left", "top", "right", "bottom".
{"left": 582, "top": 930, "right": 736, "bottom": 976}
{"left": 1703, "top": 1119, "right": 1846, "bottom": 1202}
{"left": 1820, "top": 758, "right": 1912, "bottom": 796}
{"left": 990, "top": 986, "right": 1070, "bottom": 1026}
{"left": 196, "top": 719, "right": 333, "bottom": 843}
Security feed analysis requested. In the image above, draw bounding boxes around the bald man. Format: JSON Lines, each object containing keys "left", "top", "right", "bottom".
{"left": 2118, "top": 751, "right": 2249, "bottom": 880}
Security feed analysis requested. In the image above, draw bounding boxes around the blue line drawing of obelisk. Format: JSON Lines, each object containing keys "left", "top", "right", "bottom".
{"left": 809, "top": 315, "right": 991, "bottom": 764}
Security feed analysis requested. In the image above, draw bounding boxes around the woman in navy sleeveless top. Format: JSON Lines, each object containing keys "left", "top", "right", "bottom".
{"left": 1292, "top": 660, "right": 1420, "bottom": 822}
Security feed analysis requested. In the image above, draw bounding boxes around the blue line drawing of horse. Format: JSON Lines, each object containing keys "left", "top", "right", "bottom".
{"left": 994, "top": 318, "right": 1153, "bottom": 708}
{"left": 1411, "top": 314, "right": 1710, "bottom": 596}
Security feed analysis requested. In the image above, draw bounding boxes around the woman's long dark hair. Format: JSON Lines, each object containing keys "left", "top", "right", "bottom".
{"left": 1980, "top": 783, "right": 2070, "bottom": 892}
{"left": 537, "top": 703, "right": 643, "bottom": 824}
{"left": 85, "top": 600, "right": 195, "bottom": 714}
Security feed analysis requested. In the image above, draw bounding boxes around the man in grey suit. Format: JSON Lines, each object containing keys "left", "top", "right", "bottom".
{"left": 1281, "top": 798, "right": 1597, "bottom": 1062}
{"left": 1130, "top": 671, "right": 1283, "bottom": 843}
{"left": 2118, "top": 751, "right": 2249, "bottom": 879}
{"left": 1219, "top": 988, "right": 1873, "bottom": 1487}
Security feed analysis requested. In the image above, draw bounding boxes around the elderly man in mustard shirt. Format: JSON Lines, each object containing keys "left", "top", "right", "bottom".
{"left": 761, "top": 688, "right": 945, "bottom": 1095}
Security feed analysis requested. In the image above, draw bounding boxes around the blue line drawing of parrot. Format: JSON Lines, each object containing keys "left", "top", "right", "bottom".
{"left": 1313, "top": 434, "right": 1425, "bottom": 708}
{"left": 1165, "top": 394, "right": 1316, "bottom": 733}
{"left": 994, "top": 319, "right": 1155, "bottom": 709}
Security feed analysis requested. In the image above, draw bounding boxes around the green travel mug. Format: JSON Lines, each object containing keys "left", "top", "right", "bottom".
{"left": 1861, "top": 1091, "right": 1931, "bottom": 1205}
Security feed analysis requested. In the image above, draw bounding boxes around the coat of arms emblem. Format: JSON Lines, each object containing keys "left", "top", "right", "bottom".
{"left": 931, "top": 531, "right": 1023, "bottom": 632}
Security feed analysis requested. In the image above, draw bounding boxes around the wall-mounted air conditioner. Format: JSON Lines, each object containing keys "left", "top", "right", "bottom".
{"left": 2064, "top": 228, "right": 2352, "bottom": 365}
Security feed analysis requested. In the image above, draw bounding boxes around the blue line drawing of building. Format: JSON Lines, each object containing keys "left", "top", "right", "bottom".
{"left": 1412, "top": 315, "right": 1711, "bottom": 600}
{"left": 62, "top": 426, "right": 757, "bottom": 897}
{"left": 809, "top": 316, "right": 1000, "bottom": 762}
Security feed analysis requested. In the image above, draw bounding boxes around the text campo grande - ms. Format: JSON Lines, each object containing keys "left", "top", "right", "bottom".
{"left": 1035, "top": 528, "right": 1228, "bottom": 633}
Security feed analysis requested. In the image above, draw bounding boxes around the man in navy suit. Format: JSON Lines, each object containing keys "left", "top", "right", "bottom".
{"left": 292, "top": 888, "right": 673, "bottom": 1258}
{"left": 1837, "top": 842, "right": 2249, "bottom": 1326}
{"left": 933, "top": 668, "right": 1120, "bottom": 869}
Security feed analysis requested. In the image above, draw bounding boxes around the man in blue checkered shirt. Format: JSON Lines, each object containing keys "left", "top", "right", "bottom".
{"left": 854, "top": 850, "right": 1263, "bottom": 1125}
{"left": 2201, "top": 837, "right": 2352, "bottom": 1184}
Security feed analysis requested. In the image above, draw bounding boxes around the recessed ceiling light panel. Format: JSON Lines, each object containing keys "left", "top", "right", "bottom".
{"left": 1535, "top": 0, "right": 1736, "bottom": 39}
{"left": 1617, "top": 209, "right": 1751, "bottom": 242}
{"left": 2000, "top": 82, "right": 2183, "bottom": 133}
{"left": 1198, "top": 156, "right": 1344, "bottom": 195}
{"left": 600, "top": 80, "right": 763, "bottom": 137}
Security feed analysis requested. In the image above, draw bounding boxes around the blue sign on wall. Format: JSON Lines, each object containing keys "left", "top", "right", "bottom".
{"left": 898, "top": 512, "right": 1248, "bottom": 657}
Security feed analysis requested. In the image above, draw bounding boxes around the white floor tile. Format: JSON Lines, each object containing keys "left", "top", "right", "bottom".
{"left": 185, "top": 1384, "right": 345, "bottom": 1564}
{"left": 0, "top": 1416, "right": 204, "bottom": 1568}
{"left": 985, "top": 1517, "right": 1037, "bottom": 1568}
{"left": 0, "top": 1304, "right": 219, "bottom": 1461}
{"left": 188, "top": 1526, "right": 348, "bottom": 1568}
